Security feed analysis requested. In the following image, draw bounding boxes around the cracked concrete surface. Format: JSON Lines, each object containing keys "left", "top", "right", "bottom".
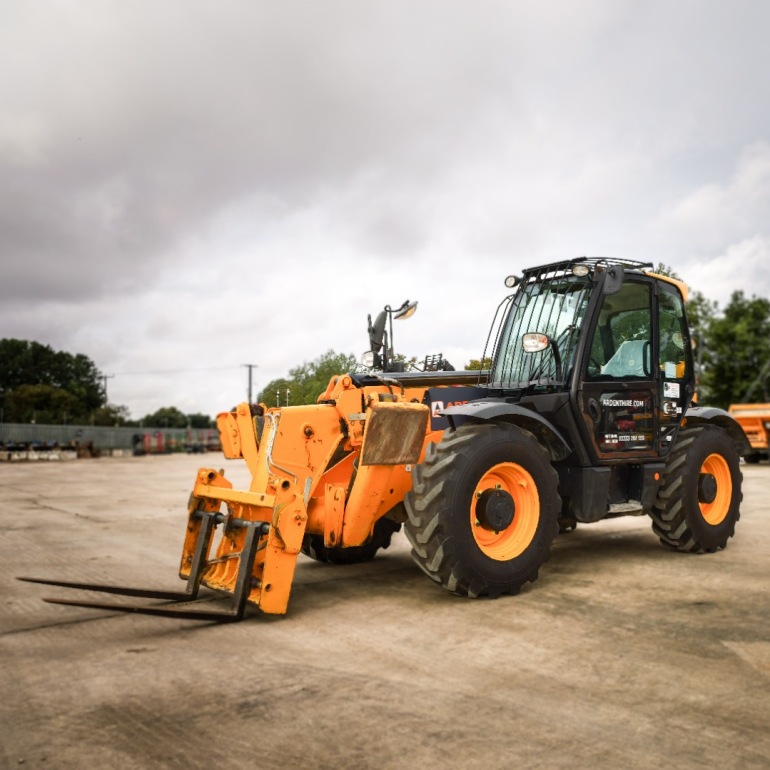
{"left": 1, "top": 455, "right": 768, "bottom": 769}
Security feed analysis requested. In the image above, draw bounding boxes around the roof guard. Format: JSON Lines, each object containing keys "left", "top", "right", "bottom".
{"left": 521, "top": 256, "right": 654, "bottom": 278}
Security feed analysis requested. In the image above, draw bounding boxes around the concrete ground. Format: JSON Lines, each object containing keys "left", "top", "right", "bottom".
{"left": 1, "top": 454, "right": 768, "bottom": 770}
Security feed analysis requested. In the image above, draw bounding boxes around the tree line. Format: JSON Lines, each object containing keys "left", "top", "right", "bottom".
{"left": 0, "top": 339, "right": 214, "bottom": 428}
{"left": 689, "top": 289, "right": 770, "bottom": 406}
{"left": 2, "top": 285, "right": 769, "bottom": 427}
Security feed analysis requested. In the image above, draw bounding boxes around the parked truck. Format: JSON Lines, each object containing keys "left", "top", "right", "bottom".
{"left": 728, "top": 403, "right": 770, "bottom": 463}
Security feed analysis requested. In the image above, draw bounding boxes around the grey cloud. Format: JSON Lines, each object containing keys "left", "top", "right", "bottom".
{"left": 2, "top": 0, "right": 770, "bottom": 415}
{"left": 0, "top": 2, "right": 546, "bottom": 301}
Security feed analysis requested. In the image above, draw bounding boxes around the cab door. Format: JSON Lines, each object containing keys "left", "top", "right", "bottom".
{"left": 578, "top": 278, "right": 660, "bottom": 461}
{"left": 656, "top": 280, "right": 695, "bottom": 453}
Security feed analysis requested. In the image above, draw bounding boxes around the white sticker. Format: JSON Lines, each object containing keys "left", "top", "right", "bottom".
{"left": 664, "top": 381, "right": 680, "bottom": 398}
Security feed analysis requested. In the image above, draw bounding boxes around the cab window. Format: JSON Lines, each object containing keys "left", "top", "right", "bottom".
{"left": 586, "top": 282, "right": 653, "bottom": 379}
{"left": 659, "top": 282, "right": 690, "bottom": 380}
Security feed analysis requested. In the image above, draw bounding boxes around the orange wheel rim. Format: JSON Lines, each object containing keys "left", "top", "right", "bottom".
{"left": 700, "top": 453, "right": 732, "bottom": 525}
{"left": 470, "top": 462, "right": 540, "bottom": 561}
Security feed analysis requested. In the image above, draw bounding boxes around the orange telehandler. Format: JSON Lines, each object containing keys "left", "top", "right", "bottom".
{"left": 22, "top": 258, "right": 750, "bottom": 620}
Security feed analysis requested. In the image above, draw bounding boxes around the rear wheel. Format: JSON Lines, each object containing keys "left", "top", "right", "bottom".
{"left": 404, "top": 423, "right": 560, "bottom": 598}
{"left": 651, "top": 425, "right": 742, "bottom": 552}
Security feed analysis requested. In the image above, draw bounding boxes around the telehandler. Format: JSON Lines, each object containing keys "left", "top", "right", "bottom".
{"left": 22, "top": 257, "right": 749, "bottom": 621}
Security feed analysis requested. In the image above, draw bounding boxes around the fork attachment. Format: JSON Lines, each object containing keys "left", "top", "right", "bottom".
{"left": 19, "top": 508, "right": 271, "bottom": 622}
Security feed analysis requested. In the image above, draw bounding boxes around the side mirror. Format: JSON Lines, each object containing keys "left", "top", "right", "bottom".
{"left": 522, "top": 332, "right": 562, "bottom": 379}
{"left": 522, "top": 333, "right": 550, "bottom": 353}
{"left": 603, "top": 265, "right": 624, "bottom": 295}
{"left": 365, "top": 300, "right": 417, "bottom": 372}
{"left": 368, "top": 310, "right": 387, "bottom": 352}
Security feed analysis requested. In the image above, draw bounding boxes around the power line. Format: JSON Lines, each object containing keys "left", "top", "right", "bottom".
{"left": 112, "top": 366, "right": 244, "bottom": 375}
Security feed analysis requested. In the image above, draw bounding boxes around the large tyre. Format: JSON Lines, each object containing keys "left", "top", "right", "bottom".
{"left": 404, "top": 423, "right": 560, "bottom": 599}
{"left": 301, "top": 517, "right": 401, "bottom": 565}
{"left": 651, "top": 425, "right": 742, "bottom": 552}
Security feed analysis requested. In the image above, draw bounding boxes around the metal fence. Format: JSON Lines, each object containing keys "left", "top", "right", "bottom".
{"left": 0, "top": 422, "right": 220, "bottom": 453}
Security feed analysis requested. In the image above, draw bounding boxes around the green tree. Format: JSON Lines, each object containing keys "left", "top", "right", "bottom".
{"left": 259, "top": 376, "right": 294, "bottom": 408}
{"left": 141, "top": 406, "right": 189, "bottom": 428}
{"left": 652, "top": 263, "right": 681, "bottom": 279}
{"left": 188, "top": 412, "right": 214, "bottom": 429}
{"left": 0, "top": 339, "right": 105, "bottom": 412}
{"left": 701, "top": 291, "right": 770, "bottom": 408}
{"left": 4, "top": 384, "right": 82, "bottom": 424}
{"left": 257, "top": 350, "right": 360, "bottom": 406}
{"left": 686, "top": 290, "right": 718, "bottom": 345}
{"left": 466, "top": 357, "right": 492, "bottom": 371}
{"left": 92, "top": 404, "right": 132, "bottom": 426}
{"left": 0, "top": 338, "right": 113, "bottom": 422}
{"left": 685, "top": 290, "right": 718, "bottom": 400}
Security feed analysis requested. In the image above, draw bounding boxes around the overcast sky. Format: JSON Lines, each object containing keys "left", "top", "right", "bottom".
{"left": 2, "top": 1, "right": 769, "bottom": 418}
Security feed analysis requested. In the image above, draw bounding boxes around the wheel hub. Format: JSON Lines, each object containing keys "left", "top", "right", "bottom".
{"left": 698, "top": 472, "right": 717, "bottom": 504}
{"left": 476, "top": 488, "right": 515, "bottom": 531}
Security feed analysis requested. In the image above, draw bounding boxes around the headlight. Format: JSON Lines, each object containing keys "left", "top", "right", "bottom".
{"left": 362, "top": 351, "right": 375, "bottom": 368}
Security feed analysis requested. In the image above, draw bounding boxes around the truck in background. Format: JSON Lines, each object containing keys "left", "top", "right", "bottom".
{"left": 728, "top": 403, "right": 770, "bottom": 463}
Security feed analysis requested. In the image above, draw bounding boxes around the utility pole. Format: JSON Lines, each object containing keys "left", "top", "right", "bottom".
{"left": 243, "top": 363, "right": 259, "bottom": 404}
{"left": 101, "top": 374, "right": 114, "bottom": 400}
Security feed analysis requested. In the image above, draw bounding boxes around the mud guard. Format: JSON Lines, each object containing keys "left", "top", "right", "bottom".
{"left": 440, "top": 400, "right": 572, "bottom": 461}
{"left": 685, "top": 406, "right": 752, "bottom": 455}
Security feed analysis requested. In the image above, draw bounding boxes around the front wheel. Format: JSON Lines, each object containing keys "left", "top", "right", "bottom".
{"left": 651, "top": 425, "right": 743, "bottom": 552}
{"left": 301, "top": 517, "right": 401, "bottom": 564}
{"left": 404, "top": 423, "right": 560, "bottom": 598}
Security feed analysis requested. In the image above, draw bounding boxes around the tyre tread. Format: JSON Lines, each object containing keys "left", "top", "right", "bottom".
{"left": 651, "top": 425, "right": 742, "bottom": 553}
{"left": 404, "top": 423, "right": 559, "bottom": 598}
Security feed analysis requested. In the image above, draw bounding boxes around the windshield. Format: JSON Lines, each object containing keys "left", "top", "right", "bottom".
{"left": 490, "top": 274, "right": 591, "bottom": 388}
